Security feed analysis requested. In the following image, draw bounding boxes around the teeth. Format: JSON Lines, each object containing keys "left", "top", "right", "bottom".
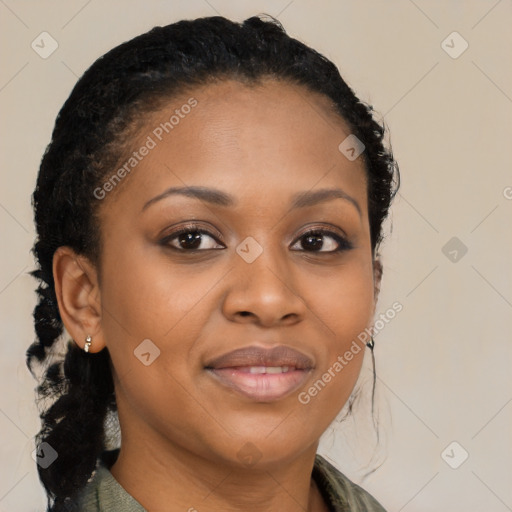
{"left": 248, "top": 366, "right": 293, "bottom": 374}
{"left": 266, "top": 366, "right": 287, "bottom": 374}
{"left": 249, "top": 366, "right": 267, "bottom": 374}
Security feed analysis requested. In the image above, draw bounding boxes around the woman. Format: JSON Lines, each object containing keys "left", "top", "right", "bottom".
{"left": 27, "top": 14, "right": 399, "bottom": 512}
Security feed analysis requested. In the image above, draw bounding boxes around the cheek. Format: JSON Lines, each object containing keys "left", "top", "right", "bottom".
{"left": 305, "top": 259, "right": 375, "bottom": 344}
{"left": 98, "top": 252, "right": 217, "bottom": 432}
{"left": 99, "top": 243, "right": 221, "bottom": 344}
{"left": 295, "top": 289, "right": 371, "bottom": 430}
{"left": 98, "top": 246, "right": 228, "bottom": 409}
{"left": 300, "top": 260, "right": 374, "bottom": 402}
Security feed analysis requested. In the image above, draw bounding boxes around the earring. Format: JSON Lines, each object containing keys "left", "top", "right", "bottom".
{"left": 84, "top": 335, "right": 92, "bottom": 353}
{"left": 366, "top": 336, "right": 375, "bottom": 350}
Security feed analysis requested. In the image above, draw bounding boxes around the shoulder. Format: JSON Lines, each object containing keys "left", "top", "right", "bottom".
{"left": 67, "top": 454, "right": 385, "bottom": 511}
{"left": 313, "top": 454, "right": 388, "bottom": 511}
{"left": 71, "top": 464, "right": 146, "bottom": 512}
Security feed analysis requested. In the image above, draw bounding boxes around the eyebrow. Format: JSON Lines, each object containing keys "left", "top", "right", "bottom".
{"left": 142, "top": 185, "right": 362, "bottom": 217}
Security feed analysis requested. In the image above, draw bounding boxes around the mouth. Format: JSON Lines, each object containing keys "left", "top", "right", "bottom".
{"left": 204, "top": 345, "right": 314, "bottom": 402}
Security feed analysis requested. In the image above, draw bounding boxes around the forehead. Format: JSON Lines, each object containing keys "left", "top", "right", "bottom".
{"left": 154, "top": 79, "right": 357, "bottom": 164}
{"left": 99, "top": 79, "right": 368, "bottom": 217}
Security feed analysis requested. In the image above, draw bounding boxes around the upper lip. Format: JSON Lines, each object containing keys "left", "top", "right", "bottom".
{"left": 205, "top": 345, "right": 314, "bottom": 370}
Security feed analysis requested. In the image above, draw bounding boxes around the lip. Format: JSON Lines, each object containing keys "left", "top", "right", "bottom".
{"left": 205, "top": 345, "right": 314, "bottom": 402}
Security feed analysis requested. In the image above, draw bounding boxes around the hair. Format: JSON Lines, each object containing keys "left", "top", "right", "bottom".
{"left": 26, "top": 14, "right": 399, "bottom": 511}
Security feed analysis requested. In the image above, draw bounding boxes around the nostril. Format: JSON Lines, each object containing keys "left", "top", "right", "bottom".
{"left": 239, "top": 311, "right": 251, "bottom": 317}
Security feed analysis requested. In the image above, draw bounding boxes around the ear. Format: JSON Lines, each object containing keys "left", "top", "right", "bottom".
{"left": 52, "top": 246, "right": 106, "bottom": 353}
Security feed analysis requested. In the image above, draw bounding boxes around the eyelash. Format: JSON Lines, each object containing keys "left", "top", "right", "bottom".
{"left": 160, "top": 223, "right": 353, "bottom": 253}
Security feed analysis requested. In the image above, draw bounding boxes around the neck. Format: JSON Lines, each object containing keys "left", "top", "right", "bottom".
{"left": 109, "top": 416, "right": 327, "bottom": 512}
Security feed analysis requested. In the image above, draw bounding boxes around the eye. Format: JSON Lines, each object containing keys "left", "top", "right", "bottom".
{"left": 160, "top": 224, "right": 352, "bottom": 253}
{"left": 290, "top": 228, "right": 353, "bottom": 253}
{"left": 160, "top": 223, "right": 225, "bottom": 251}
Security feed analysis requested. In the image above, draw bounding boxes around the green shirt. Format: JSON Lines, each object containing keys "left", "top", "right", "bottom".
{"left": 74, "top": 454, "right": 387, "bottom": 511}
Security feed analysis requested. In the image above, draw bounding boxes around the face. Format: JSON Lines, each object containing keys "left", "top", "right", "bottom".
{"left": 94, "top": 79, "right": 379, "bottom": 468}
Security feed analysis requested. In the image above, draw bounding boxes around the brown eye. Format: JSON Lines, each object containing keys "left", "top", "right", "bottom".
{"left": 291, "top": 229, "right": 353, "bottom": 253}
{"left": 161, "top": 224, "right": 224, "bottom": 251}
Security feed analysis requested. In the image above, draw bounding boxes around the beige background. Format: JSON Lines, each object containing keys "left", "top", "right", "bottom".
{"left": 1, "top": 0, "right": 512, "bottom": 510}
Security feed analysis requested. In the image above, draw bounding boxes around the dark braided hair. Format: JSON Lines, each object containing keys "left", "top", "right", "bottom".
{"left": 26, "top": 15, "right": 399, "bottom": 511}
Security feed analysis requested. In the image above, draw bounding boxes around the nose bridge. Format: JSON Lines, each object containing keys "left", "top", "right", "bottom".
{"left": 222, "top": 233, "right": 305, "bottom": 325}
{"left": 236, "top": 233, "right": 288, "bottom": 291}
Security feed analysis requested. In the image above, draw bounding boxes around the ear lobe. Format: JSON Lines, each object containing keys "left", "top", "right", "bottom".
{"left": 52, "top": 246, "right": 106, "bottom": 353}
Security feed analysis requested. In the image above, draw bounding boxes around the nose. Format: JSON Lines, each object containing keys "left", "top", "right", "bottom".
{"left": 221, "top": 244, "right": 306, "bottom": 327}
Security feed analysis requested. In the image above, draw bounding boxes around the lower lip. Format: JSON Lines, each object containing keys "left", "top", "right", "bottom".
{"left": 207, "top": 368, "right": 311, "bottom": 402}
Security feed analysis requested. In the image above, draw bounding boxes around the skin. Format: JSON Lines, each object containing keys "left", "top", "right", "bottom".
{"left": 53, "top": 79, "right": 381, "bottom": 512}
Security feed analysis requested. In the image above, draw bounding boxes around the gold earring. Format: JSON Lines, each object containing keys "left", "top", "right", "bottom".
{"left": 84, "top": 335, "right": 92, "bottom": 353}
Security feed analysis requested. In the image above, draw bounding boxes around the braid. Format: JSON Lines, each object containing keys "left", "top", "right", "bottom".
{"left": 42, "top": 345, "right": 114, "bottom": 511}
{"left": 26, "top": 14, "right": 399, "bottom": 510}
{"left": 27, "top": 266, "right": 116, "bottom": 511}
{"left": 27, "top": 267, "right": 61, "bottom": 362}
